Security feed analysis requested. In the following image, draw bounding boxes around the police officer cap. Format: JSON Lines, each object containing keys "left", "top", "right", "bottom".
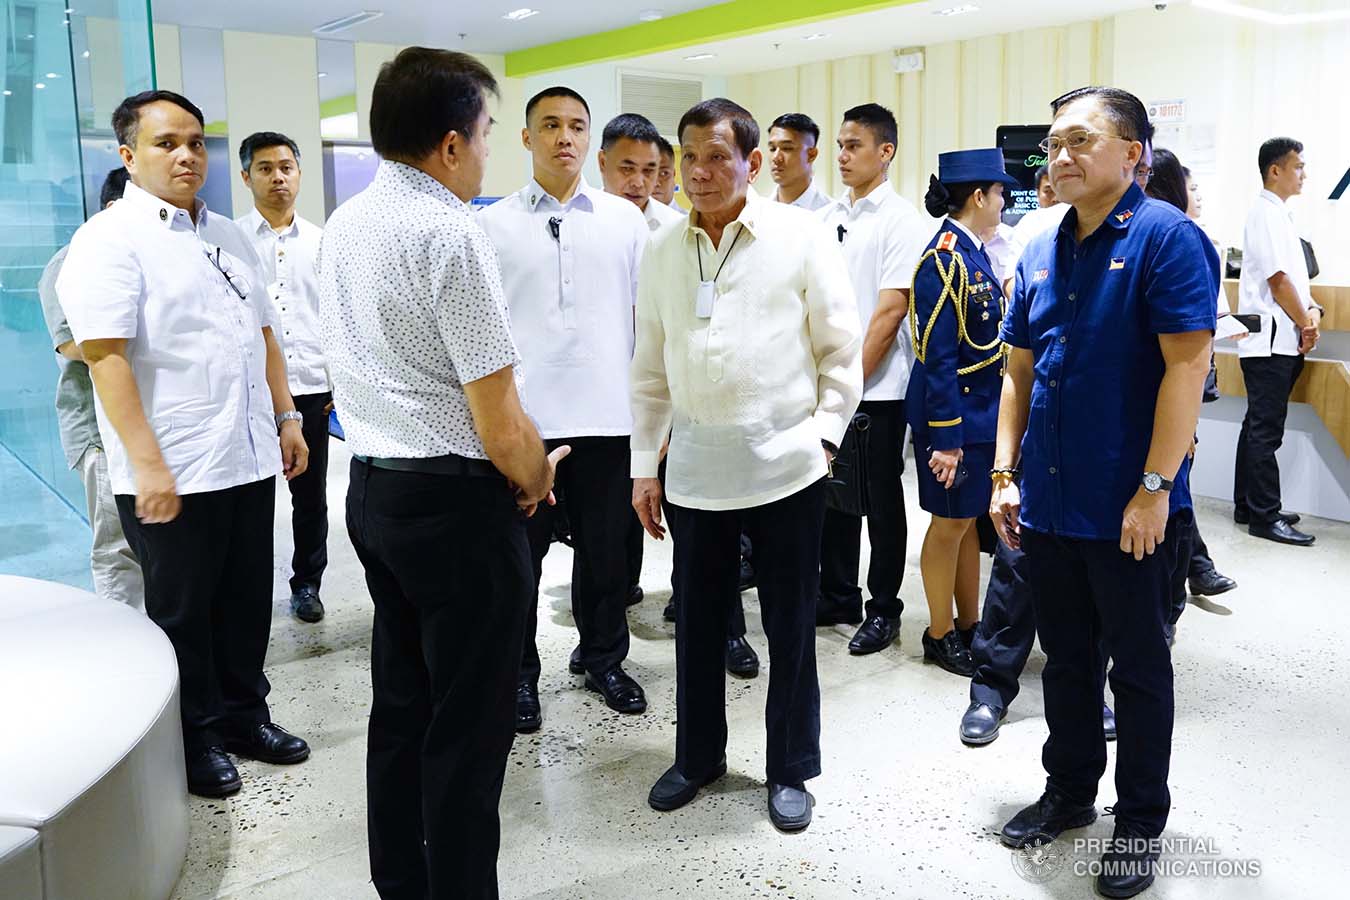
{"left": 936, "top": 148, "right": 1020, "bottom": 187}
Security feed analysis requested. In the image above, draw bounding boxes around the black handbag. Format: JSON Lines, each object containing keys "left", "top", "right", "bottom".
{"left": 1302, "top": 238, "right": 1319, "bottom": 280}
{"left": 825, "top": 412, "right": 871, "bottom": 517}
{"left": 1202, "top": 354, "right": 1220, "bottom": 403}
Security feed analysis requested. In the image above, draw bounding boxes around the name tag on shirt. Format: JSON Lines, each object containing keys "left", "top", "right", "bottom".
{"left": 696, "top": 280, "right": 716, "bottom": 318}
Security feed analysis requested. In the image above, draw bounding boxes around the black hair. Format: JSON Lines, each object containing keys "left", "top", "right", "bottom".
{"left": 842, "top": 103, "right": 897, "bottom": 148}
{"left": 1034, "top": 164, "right": 1050, "bottom": 186}
{"left": 238, "top": 131, "right": 300, "bottom": 172}
{"left": 111, "top": 90, "right": 205, "bottom": 147}
{"left": 1258, "top": 137, "right": 1302, "bottom": 180}
{"left": 1050, "top": 86, "right": 1153, "bottom": 147}
{"left": 656, "top": 135, "right": 674, "bottom": 161}
{"left": 99, "top": 167, "right": 129, "bottom": 208}
{"left": 370, "top": 47, "right": 497, "bottom": 162}
{"left": 677, "top": 98, "right": 759, "bottom": 160}
{"left": 1145, "top": 147, "right": 1189, "bottom": 213}
{"left": 525, "top": 86, "right": 590, "bottom": 124}
{"left": 601, "top": 113, "right": 661, "bottom": 152}
{"left": 924, "top": 176, "right": 999, "bottom": 219}
{"left": 769, "top": 113, "right": 819, "bottom": 147}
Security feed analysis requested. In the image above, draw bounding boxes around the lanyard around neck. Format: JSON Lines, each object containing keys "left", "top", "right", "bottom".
{"left": 696, "top": 224, "right": 744, "bottom": 283}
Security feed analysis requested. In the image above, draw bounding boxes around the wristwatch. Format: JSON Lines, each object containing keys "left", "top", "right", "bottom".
{"left": 276, "top": 410, "right": 303, "bottom": 430}
{"left": 1141, "top": 471, "right": 1174, "bottom": 494}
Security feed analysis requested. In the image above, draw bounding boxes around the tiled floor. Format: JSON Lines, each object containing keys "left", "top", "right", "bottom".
{"left": 61, "top": 439, "right": 1345, "bottom": 899}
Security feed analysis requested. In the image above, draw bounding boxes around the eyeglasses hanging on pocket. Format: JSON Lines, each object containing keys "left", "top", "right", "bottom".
{"left": 204, "top": 245, "right": 248, "bottom": 301}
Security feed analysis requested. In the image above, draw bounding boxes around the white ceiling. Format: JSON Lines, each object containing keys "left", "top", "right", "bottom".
{"left": 147, "top": 0, "right": 724, "bottom": 53}
{"left": 623, "top": 0, "right": 1165, "bottom": 76}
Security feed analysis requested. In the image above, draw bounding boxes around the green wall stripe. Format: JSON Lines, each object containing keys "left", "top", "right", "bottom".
{"left": 320, "top": 93, "right": 357, "bottom": 119}
{"left": 505, "top": 0, "right": 921, "bottom": 77}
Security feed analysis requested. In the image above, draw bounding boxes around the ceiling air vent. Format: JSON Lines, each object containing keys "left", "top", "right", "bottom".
{"left": 314, "top": 10, "right": 385, "bottom": 36}
{"left": 620, "top": 73, "right": 703, "bottom": 138}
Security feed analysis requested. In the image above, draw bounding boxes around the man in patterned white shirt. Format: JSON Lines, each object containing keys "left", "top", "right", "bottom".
{"left": 318, "top": 48, "right": 563, "bottom": 900}
{"left": 236, "top": 130, "right": 332, "bottom": 623}
{"left": 633, "top": 99, "right": 862, "bottom": 833}
{"left": 479, "top": 87, "right": 651, "bottom": 731}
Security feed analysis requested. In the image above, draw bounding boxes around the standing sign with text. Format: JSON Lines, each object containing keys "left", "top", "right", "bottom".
{"left": 996, "top": 125, "right": 1051, "bottom": 225}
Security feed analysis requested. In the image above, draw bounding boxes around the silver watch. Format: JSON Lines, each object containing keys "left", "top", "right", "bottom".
{"left": 1141, "top": 471, "right": 1173, "bottom": 494}
{"left": 276, "top": 410, "right": 303, "bottom": 430}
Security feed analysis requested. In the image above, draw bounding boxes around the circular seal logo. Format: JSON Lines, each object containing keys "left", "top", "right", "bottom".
{"left": 1011, "top": 833, "right": 1071, "bottom": 884}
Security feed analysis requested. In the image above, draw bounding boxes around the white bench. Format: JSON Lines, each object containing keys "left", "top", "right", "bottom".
{"left": 0, "top": 575, "right": 188, "bottom": 899}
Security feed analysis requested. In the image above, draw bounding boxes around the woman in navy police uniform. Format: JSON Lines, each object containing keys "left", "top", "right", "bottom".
{"left": 906, "top": 148, "right": 1020, "bottom": 676}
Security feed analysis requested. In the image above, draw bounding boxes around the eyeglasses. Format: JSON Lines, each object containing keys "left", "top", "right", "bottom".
{"left": 204, "top": 245, "right": 247, "bottom": 301}
{"left": 1038, "top": 129, "right": 1127, "bottom": 155}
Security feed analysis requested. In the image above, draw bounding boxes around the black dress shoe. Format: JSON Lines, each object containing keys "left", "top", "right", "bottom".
{"left": 1234, "top": 507, "right": 1299, "bottom": 526}
{"left": 187, "top": 747, "right": 241, "bottom": 798}
{"left": 648, "top": 758, "right": 727, "bottom": 811}
{"left": 816, "top": 602, "right": 864, "bottom": 627}
{"left": 568, "top": 646, "right": 584, "bottom": 675}
{"left": 290, "top": 585, "right": 324, "bottom": 623}
{"left": 1103, "top": 703, "right": 1117, "bottom": 742}
{"left": 585, "top": 666, "right": 647, "bottom": 714}
{"left": 1249, "top": 519, "right": 1315, "bottom": 546}
{"left": 1096, "top": 822, "right": 1160, "bottom": 898}
{"left": 922, "top": 628, "right": 975, "bottom": 676}
{"left": 516, "top": 682, "right": 541, "bottom": 733}
{"left": 627, "top": 584, "right": 644, "bottom": 607}
{"left": 959, "top": 701, "right": 1006, "bottom": 746}
{"left": 1187, "top": 569, "right": 1236, "bottom": 597}
{"left": 957, "top": 623, "right": 977, "bottom": 649}
{"left": 725, "top": 637, "right": 759, "bottom": 678}
{"left": 767, "top": 782, "right": 812, "bottom": 832}
{"left": 847, "top": 616, "right": 899, "bottom": 655}
{"left": 224, "top": 723, "right": 310, "bottom": 765}
{"left": 1000, "top": 789, "right": 1097, "bottom": 848}
{"left": 738, "top": 557, "right": 756, "bottom": 592}
{"left": 662, "top": 598, "right": 677, "bottom": 622}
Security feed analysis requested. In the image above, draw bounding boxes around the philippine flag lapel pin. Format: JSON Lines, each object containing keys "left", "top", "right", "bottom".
{"left": 1110, "top": 257, "right": 1126, "bottom": 270}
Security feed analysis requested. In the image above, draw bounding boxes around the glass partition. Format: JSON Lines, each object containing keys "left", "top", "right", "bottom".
{"left": 0, "top": 0, "right": 154, "bottom": 586}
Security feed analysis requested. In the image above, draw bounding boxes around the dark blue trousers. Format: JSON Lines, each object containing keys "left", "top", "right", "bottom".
{"left": 1020, "top": 510, "right": 1189, "bottom": 839}
{"left": 969, "top": 540, "right": 1036, "bottom": 712}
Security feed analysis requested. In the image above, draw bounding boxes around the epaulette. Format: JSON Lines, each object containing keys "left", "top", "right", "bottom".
{"left": 937, "top": 231, "right": 958, "bottom": 252}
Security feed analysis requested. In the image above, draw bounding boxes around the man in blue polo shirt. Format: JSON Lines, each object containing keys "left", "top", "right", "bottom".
{"left": 990, "top": 87, "right": 1215, "bottom": 900}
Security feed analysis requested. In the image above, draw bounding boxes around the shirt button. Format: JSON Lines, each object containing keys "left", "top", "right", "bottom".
{"left": 1068, "top": 292, "right": 1076, "bottom": 301}
{"left": 1049, "top": 466, "right": 1057, "bottom": 474}
{"left": 1049, "top": 379, "right": 1057, "bottom": 387}
{"left": 564, "top": 278, "right": 571, "bottom": 285}
{"left": 1059, "top": 336, "right": 1067, "bottom": 344}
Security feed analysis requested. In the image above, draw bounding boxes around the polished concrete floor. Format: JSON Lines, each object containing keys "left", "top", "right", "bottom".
{"left": 168, "top": 441, "right": 1343, "bottom": 899}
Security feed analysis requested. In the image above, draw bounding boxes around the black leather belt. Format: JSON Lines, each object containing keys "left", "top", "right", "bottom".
{"left": 352, "top": 453, "right": 502, "bottom": 479}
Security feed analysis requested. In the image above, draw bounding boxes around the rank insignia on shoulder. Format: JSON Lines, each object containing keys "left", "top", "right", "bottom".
{"left": 1033, "top": 268, "right": 1050, "bottom": 282}
{"left": 937, "top": 231, "right": 958, "bottom": 252}
{"left": 1110, "top": 257, "right": 1126, "bottom": 270}
{"left": 1114, "top": 209, "right": 1134, "bottom": 223}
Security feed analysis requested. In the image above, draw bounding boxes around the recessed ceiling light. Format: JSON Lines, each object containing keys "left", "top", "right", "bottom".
{"left": 81, "top": 50, "right": 90, "bottom": 58}
{"left": 638, "top": 8, "right": 664, "bottom": 22}
{"left": 317, "top": 71, "right": 328, "bottom": 78}
{"left": 934, "top": 4, "right": 979, "bottom": 15}
{"left": 313, "top": 10, "right": 384, "bottom": 35}
{"left": 502, "top": 8, "right": 540, "bottom": 20}
{"left": 35, "top": 82, "right": 46, "bottom": 89}
{"left": 2, "top": 90, "right": 11, "bottom": 96}
{"left": 45, "top": 72, "right": 60, "bottom": 79}
{"left": 1193, "top": 0, "right": 1350, "bottom": 24}
{"left": 803, "top": 33, "right": 829, "bottom": 41}
{"left": 683, "top": 52, "right": 716, "bottom": 61}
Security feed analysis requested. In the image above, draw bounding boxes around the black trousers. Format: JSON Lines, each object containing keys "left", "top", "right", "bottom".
{"left": 819, "top": 400, "right": 907, "bottom": 620}
{"left": 116, "top": 478, "right": 275, "bottom": 755}
{"left": 521, "top": 436, "right": 632, "bottom": 684}
{"left": 1021, "top": 510, "right": 1188, "bottom": 839}
{"left": 1234, "top": 354, "right": 1303, "bottom": 524}
{"left": 287, "top": 391, "right": 332, "bottom": 593}
{"left": 1185, "top": 515, "right": 1216, "bottom": 579}
{"left": 969, "top": 540, "right": 1036, "bottom": 712}
{"left": 659, "top": 458, "right": 747, "bottom": 639}
{"left": 347, "top": 459, "right": 531, "bottom": 900}
{"left": 670, "top": 479, "right": 825, "bottom": 785}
